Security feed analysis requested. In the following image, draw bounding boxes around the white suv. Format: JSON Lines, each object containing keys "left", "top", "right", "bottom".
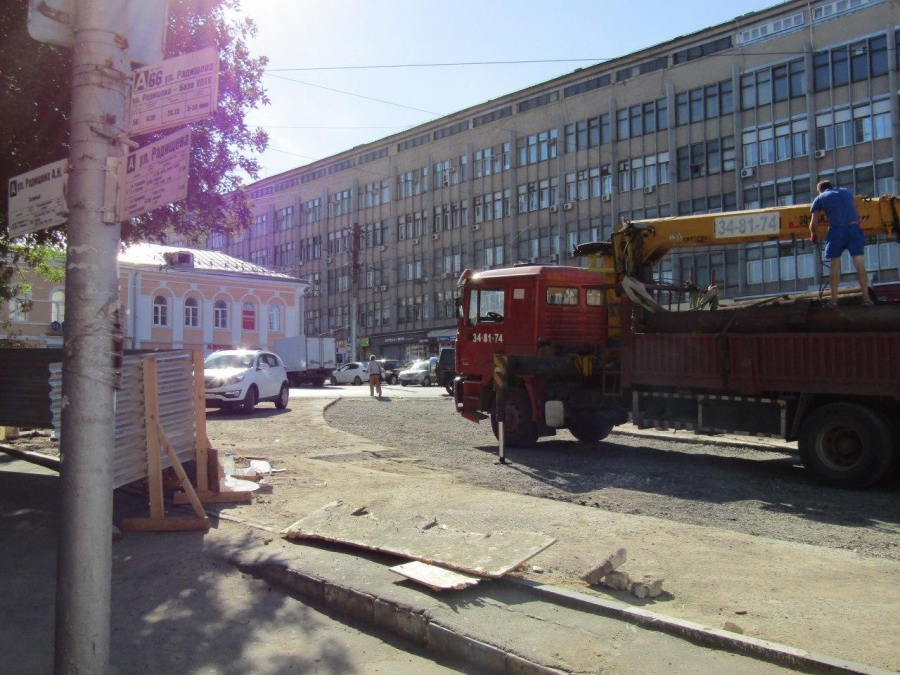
{"left": 204, "top": 349, "right": 290, "bottom": 414}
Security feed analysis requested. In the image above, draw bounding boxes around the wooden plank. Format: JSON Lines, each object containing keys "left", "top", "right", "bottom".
{"left": 389, "top": 561, "right": 481, "bottom": 591}
{"left": 121, "top": 516, "right": 210, "bottom": 532}
{"left": 142, "top": 358, "right": 164, "bottom": 519}
{"left": 283, "top": 501, "right": 556, "bottom": 578}
{"left": 157, "top": 421, "right": 206, "bottom": 519}
{"left": 192, "top": 350, "right": 210, "bottom": 493}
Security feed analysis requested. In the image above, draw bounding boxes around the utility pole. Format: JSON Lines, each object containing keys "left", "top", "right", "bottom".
{"left": 54, "top": 1, "right": 129, "bottom": 672}
{"left": 350, "top": 222, "right": 360, "bottom": 361}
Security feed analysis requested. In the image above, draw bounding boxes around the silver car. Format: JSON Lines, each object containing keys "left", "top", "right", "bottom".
{"left": 398, "top": 360, "right": 435, "bottom": 387}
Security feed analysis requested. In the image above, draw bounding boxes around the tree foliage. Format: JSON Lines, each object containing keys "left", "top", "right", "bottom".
{"left": 0, "top": 0, "right": 269, "bottom": 299}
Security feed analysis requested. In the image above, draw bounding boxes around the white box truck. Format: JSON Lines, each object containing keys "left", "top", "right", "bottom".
{"left": 273, "top": 336, "right": 337, "bottom": 387}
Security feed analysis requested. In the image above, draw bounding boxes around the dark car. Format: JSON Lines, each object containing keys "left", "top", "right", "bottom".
{"left": 377, "top": 359, "right": 408, "bottom": 385}
{"left": 436, "top": 347, "right": 457, "bottom": 394}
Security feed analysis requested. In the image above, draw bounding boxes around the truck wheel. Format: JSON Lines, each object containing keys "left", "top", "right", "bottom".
{"left": 445, "top": 382, "right": 453, "bottom": 395}
{"left": 240, "top": 386, "right": 258, "bottom": 414}
{"left": 490, "top": 388, "right": 538, "bottom": 448}
{"left": 798, "top": 403, "right": 895, "bottom": 488}
{"left": 275, "top": 383, "right": 289, "bottom": 409}
{"left": 568, "top": 414, "right": 613, "bottom": 444}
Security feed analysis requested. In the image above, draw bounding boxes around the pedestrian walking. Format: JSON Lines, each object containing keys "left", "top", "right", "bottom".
{"left": 365, "top": 355, "right": 383, "bottom": 396}
{"left": 809, "top": 180, "right": 873, "bottom": 307}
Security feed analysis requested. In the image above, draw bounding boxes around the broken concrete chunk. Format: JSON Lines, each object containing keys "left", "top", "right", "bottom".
{"left": 601, "top": 570, "right": 631, "bottom": 591}
{"left": 722, "top": 621, "right": 744, "bottom": 634}
{"left": 581, "top": 547, "right": 627, "bottom": 585}
{"left": 630, "top": 574, "right": 664, "bottom": 598}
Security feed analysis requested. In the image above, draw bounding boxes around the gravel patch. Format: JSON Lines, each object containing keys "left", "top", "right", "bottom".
{"left": 324, "top": 397, "right": 900, "bottom": 561}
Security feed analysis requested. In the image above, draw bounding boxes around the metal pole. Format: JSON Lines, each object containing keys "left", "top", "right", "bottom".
{"left": 55, "top": 1, "right": 129, "bottom": 672}
{"left": 350, "top": 222, "right": 360, "bottom": 361}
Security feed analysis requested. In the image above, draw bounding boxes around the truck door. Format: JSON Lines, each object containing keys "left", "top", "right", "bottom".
{"left": 458, "top": 286, "right": 509, "bottom": 377}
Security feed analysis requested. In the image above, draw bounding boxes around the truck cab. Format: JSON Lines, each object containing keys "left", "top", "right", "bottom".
{"left": 455, "top": 266, "right": 624, "bottom": 445}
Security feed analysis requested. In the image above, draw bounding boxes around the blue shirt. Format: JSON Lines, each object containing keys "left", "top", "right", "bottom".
{"left": 810, "top": 187, "right": 859, "bottom": 228}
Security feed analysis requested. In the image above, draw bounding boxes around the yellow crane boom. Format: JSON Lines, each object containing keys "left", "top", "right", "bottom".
{"left": 577, "top": 195, "right": 900, "bottom": 281}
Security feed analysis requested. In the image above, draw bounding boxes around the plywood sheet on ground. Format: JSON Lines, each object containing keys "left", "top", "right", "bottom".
{"left": 389, "top": 561, "right": 480, "bottom": 590}
{"left": 282, "top": 501, "right": 555, "bottom": 578}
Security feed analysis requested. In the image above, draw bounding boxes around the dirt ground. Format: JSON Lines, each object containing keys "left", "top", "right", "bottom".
{"left": 5, "top": 401, "right": 900, "bottom": 672}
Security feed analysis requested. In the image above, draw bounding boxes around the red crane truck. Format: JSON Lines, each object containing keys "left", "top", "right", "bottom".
{"left": 453, "top": 196, "right": 900, "bottom": 488}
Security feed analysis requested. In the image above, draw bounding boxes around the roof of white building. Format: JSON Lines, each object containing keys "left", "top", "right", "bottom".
{"left": 119, "top": 243, "right": 305, "bottom": 284}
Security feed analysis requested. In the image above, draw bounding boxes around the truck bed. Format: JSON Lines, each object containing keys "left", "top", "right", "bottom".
{"left": 623, "top": 329, "right": 900, "bottom": 399}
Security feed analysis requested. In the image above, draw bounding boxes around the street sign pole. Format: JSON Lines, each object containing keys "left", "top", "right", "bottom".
{"left": 54, "top": 1, "right": 130, "bottom": 672}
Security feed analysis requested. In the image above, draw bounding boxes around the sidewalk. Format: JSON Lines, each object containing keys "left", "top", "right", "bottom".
{"left": 2, "top": 401, "right": 897, "bottom": 674}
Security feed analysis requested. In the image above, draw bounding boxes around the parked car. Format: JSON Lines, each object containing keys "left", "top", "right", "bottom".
{"left": 204, "top": 349, "right": 289, "bottom": 414}
{"left": 377, "top": 358, "right": 408, "bottom": 385}
{"left": 436, "top": 347, "right": 457, "bottom": 394}
{"left": 398, "top": 360, "right": 435, "bottom": 387}
{"left": 330, "top": 361, "right": 367, "bottom": 385}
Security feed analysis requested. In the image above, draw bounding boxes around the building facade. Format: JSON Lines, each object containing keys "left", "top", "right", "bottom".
{"left": 4, "top": 244, "right": 307, "bottom": 352}
{"left": 196, "top": 0, "right": 900, "bottom": 361}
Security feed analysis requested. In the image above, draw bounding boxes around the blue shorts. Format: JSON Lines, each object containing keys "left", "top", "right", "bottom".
{"left": 824, "top": 225, "right": 865, "bottom": 259}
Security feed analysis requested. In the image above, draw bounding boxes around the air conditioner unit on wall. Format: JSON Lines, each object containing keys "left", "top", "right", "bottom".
{"left": 563, "top": 202, "right": 574, "bottom": 211}
{"left": 549, "top": 205, "right": 559, "bottom": 213}
{"left": 814, "top": 149, "right": 827, "bottom": 159}
{"left": 740, "top": 167, "right": 755, "bottom": 179}
{"left": 380, "top": 285, "right": 387, "bottom": 291}
{"left": 601, "top": 194, "right": 611, "bottom": 202}
{"left": 432, "top": 233, "right": 440, "bottom": 241}
{"left": 413, "top": 238, "right": 420, "bottom": 245}
{"left": 548, "top": 253, "right": 559, "bottom": 262}
{"left": 643, "top": 186, "right": 655, "bottom": 194}
{"left": 472, "top": 223, "right": 481, "bottom": 231}
{"left": 380, "top": 245, "right": 387, "bottom": 252}
{"left": 326, "top": 256, "right": 333, "bottom": 264}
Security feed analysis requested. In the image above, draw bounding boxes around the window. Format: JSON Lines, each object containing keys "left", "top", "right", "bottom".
{"left": 268, "top": 304, "right": 283, "bottom": 332}
{"left": 467, "top": 288, "right": 505, "bottom": 325}
{"left": 546, "top": 287, "right": 579, "bottom": 306}
{"left": 9, "top": 292, "right": 31, "bottom": 323}
{"left": 274, "top": 206, "right": 293, "bottom": 231}
{"left": 50, "top": 290, "right": 65, "bottom": 324}
{"left": 152, "top": 295, "right": 169, "bottom": 327}
{"left": 214, "top": 300, "right": 229, "bottom": 329}
{"left": 184, "top": 297, "right": 199, "bottom": 328}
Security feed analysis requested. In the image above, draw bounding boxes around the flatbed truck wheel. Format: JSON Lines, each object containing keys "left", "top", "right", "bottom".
{"left": 490, "top": 387, "right": 538, "bottom": 448}
{"left": 798, "top": 402, "right": 895, "bottom": 488}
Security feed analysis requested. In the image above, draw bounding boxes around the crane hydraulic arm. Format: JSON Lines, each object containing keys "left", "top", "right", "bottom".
{"left": 575, "top": 195, "right": 900, "bottom": 282}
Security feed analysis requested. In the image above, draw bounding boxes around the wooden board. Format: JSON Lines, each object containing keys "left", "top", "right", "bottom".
{"left": 389, "top": 561, "right": 480, "bottom": 591}
{"left": 282, "top": 501, "right": 556, "bottom": 578}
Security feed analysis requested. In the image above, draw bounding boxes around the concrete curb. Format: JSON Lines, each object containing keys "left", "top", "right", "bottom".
{"left": 510, "top": 578, "right": 892, "bottom": 675}
{"left": 612, "top": 427, "right": 798, "bottom": 453}
{"left": 231, "top": 556, "right": 567, "bottom": 675}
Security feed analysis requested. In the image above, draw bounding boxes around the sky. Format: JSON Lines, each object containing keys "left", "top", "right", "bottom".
{"left": 238, "top": 0, "right": 780, "bottom": 181}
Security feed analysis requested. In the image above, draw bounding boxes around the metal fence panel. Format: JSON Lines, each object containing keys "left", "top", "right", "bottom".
{"left": 51, "top": 351, "right": 199, "bottom": 489}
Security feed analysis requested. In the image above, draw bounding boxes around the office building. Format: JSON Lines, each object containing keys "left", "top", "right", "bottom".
{"left": 197, "top": 0, "right": 900, "bottom": 361}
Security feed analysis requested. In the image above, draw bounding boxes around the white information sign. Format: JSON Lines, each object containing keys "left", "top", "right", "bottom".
{"left": 8, "top": 159, "right": 69, "bottom": 238}
{"left": 118, "top": 129, "right": 191, "bottom": 220}
{"left": 129, "top": 47, "right": 219, "bottom": 135}
{"left": 714, "top": 213, "right": 781, "bottom": 239}
{"left": 27, "top": 0, "right": 167, "bottom": 66}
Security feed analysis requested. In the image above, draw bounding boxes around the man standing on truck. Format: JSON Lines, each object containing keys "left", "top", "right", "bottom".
{"left": 809, "top": 180, "right": 872, "bottom": 307}
{"left": 365, "top": 355, "right": 383, "bottom": 397}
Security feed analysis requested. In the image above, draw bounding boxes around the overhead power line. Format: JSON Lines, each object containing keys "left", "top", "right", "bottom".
{"left": 265, "top": 58, "right": 606, "bottom": 72}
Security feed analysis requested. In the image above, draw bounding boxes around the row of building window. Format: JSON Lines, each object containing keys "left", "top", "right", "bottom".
{"left": 151, "top": 296, "right": 284, "bottom": 332}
